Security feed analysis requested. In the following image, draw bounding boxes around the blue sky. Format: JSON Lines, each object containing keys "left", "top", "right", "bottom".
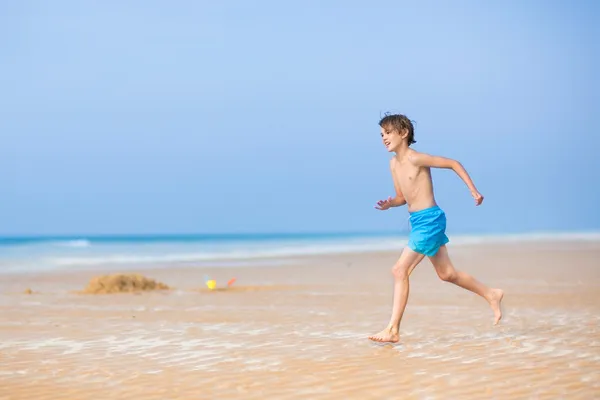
{"left": 1, "top": 0, "right": 599, "bottom": 236}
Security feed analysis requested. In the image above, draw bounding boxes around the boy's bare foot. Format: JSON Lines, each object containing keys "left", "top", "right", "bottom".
{"left": 488, "top": 288, "right": 504, "bottom": 325}
{"left": 368, "top": 327, "right": 399, "bottom": 343}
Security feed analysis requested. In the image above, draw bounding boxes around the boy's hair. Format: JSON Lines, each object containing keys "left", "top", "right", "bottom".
{"left": 379, "top": 113, "right": 416, "bottom": 146}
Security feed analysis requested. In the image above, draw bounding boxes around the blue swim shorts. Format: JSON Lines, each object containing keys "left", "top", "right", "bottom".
{"left": 407, "top": 205, "right": 449, "bottom": 257}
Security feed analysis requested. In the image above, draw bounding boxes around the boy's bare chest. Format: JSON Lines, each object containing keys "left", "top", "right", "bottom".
{"left": 393, "top": 163, "right": 420, "bottom": 190}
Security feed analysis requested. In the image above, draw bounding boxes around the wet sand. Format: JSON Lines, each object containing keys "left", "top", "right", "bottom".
{"left": 1, "top": 241, "right": 599, "bottom": 399}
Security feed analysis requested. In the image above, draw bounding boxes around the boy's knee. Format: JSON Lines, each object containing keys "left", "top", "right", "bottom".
{"left": 391, "top": 265, "right": 409, "bottom": 281}
{"left": 437, "top": 268, "right": 456, "bottom": 282}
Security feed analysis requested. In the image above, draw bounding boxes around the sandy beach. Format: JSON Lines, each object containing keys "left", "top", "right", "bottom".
{"left": 1, "top": 240, "right": 599, "bottom": 399}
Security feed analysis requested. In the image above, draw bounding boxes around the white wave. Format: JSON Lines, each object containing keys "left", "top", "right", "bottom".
{"left": 2, "top": 231, "right": 599, "bottom": 273}
{"left": 450, "top": 231, "right": 600, "bottom": 246}
{"left": 54, "top": 239, "right": 91, "bottom": 248}
{"left": 45, "top": 231, "right": 600, "bottom": 268}
{"left": 46, "top": 237, "right": 409, "bottom": 267}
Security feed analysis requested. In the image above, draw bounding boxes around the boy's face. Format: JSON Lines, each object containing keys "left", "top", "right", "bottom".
{"left": 380, "top": 126, "right": 404, "bottom": 152}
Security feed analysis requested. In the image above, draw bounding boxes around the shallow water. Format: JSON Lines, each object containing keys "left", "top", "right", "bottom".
{"left": 1, "top": 242, "right": 599, "bottom": 399}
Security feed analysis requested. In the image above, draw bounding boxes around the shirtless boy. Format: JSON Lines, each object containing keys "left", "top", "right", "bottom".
{"left": 368, "top": 113, "right": 504, "bottom": 343}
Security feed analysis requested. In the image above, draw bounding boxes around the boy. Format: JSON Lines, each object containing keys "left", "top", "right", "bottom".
{"left": 368, "top": 113, "right": 503, "bottom": 343}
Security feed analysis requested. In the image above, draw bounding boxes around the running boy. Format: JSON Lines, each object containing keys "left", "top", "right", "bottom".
{"left": 369, "top": 113, "right": 504, "bottom": 343}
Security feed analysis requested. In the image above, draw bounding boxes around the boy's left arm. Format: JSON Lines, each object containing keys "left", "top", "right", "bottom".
{"left": 410, "top": 152, "right": 484, "bottom": 206}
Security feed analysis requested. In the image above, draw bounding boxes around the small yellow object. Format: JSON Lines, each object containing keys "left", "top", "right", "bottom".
{"left": 206, "top": 280, "right": 216, "bottom": 290}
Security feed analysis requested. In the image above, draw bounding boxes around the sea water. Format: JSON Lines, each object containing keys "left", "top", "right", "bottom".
{"left": 1, "top": 231, "right": 599, "bottom": 274}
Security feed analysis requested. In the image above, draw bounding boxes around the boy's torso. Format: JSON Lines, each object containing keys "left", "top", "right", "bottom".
{"left": 391, "top": 151, "right": 438, "bottom": 213}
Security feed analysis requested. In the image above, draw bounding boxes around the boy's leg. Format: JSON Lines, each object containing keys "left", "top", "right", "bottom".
{"left": 428, "top": 245, "right": 504, "bottom": 325}
{"left": 369, "top": 247, "right": 425, "bottom": 343}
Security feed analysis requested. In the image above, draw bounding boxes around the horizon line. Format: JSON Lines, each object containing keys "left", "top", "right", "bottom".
{"left": 1, "top": 229, "right": 599, "bottom": 241}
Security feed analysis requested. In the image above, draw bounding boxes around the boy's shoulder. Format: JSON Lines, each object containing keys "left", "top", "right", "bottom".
{"left": 389, "top": 149, "right": 424, "bottom": 165}
{"left": 407, "top": 149, "right": 430, "bottom": 165}
{"left": 406, "top": 148, "right": 423, "bottom": 157}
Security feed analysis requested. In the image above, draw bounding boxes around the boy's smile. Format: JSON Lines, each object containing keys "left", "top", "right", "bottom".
{"left": 381, "top": 127, "right": 401, "bottom": 152}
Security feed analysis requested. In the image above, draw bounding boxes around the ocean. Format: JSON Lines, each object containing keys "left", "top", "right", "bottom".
{"left": 1, "top": 231, "right": 599, "bottom": 274}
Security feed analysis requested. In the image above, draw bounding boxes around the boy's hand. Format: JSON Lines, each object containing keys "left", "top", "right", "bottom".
{"left": 472, "top": 191, "right": 484, "bottom": 206}
{"left": 375, "top": 197, "right": 393, "bottom": 210}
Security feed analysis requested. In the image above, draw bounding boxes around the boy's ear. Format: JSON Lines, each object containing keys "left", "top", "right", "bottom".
{"left": 399, "top": 128, "right": 409, "bottom": 141}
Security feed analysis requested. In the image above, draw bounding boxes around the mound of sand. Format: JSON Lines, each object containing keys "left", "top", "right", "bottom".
{"left": 82, "top": 273, "right": 170, "bottom": 294}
